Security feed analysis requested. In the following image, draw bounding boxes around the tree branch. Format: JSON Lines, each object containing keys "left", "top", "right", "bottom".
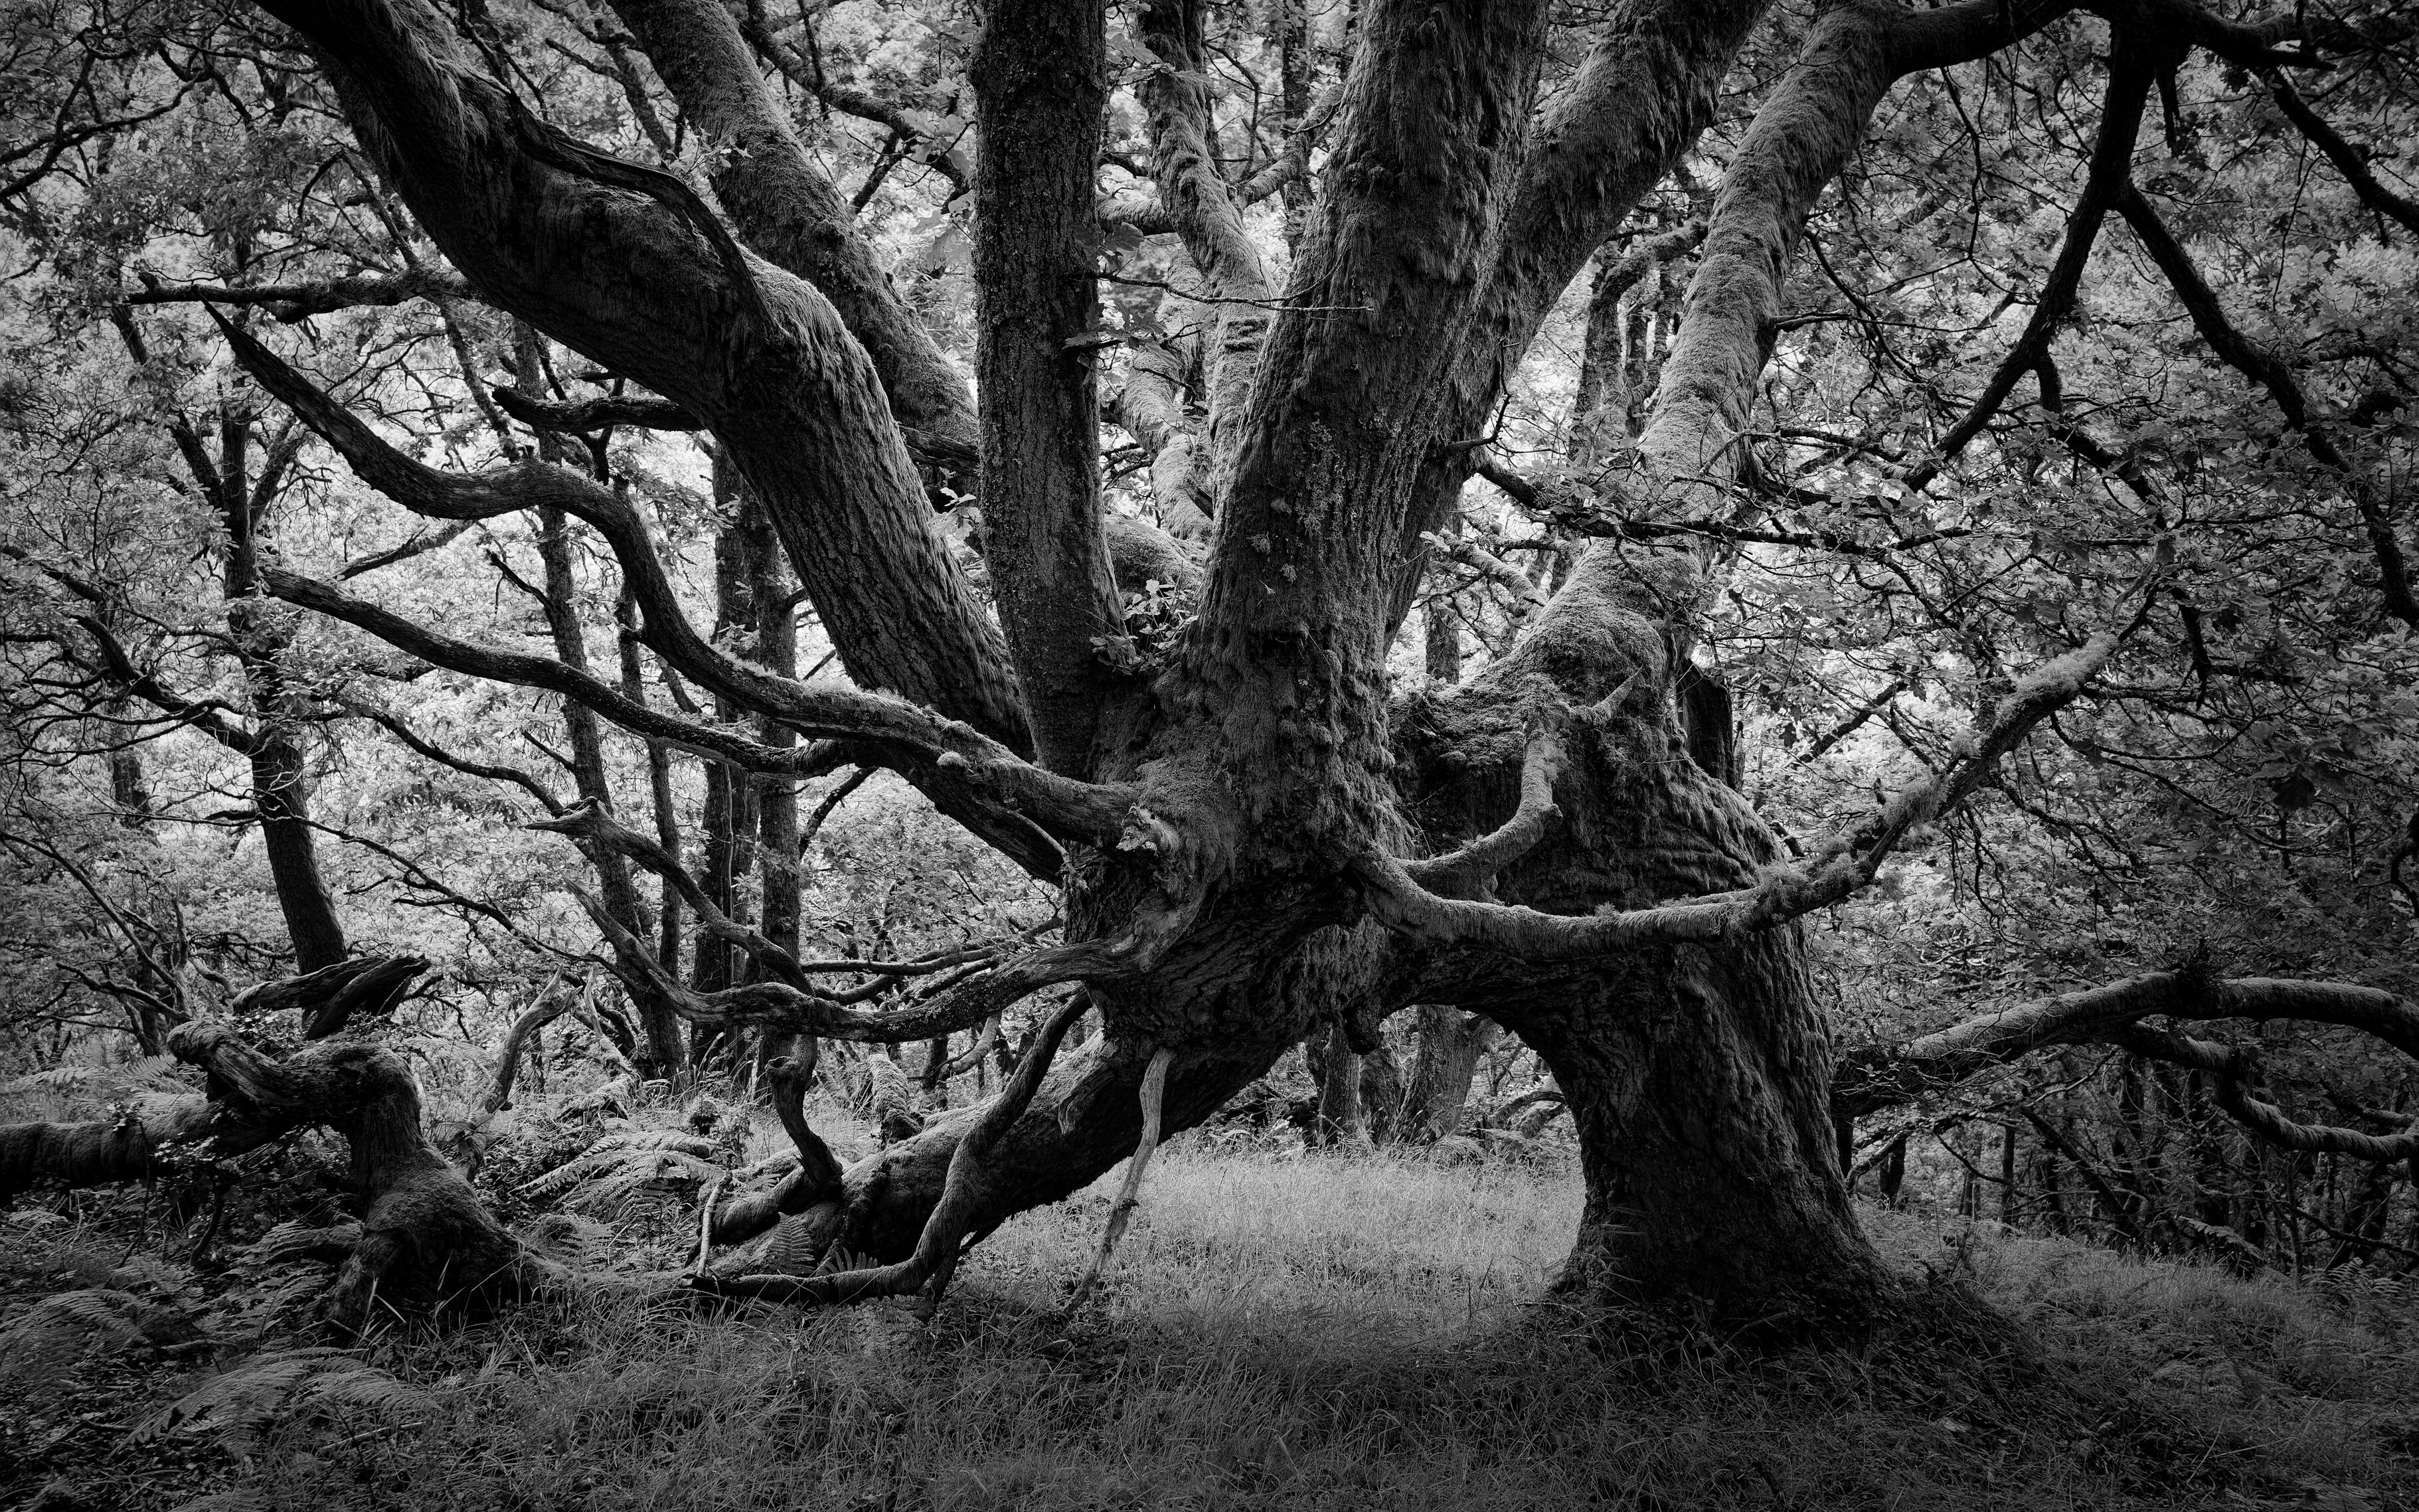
{"left": 125, "top": 266, "right": 475, "bottom": 321}
{"left": 1359, "top": 630, "right": 2131, "bottom": 959}
{"left": 2116, "top": 183, "right": 2419, "bottom": 624}
{"left": 259, "top": 0, "right": 1031, "bottom": 749}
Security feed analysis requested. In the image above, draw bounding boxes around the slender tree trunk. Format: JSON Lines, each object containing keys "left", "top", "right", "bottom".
{"left": 512, "top": 327, "right": 683, "bottom": 1078}
{"left": 210, "top": 404, "right": 347, "bottom": 973}
{"left": 747, "top": 484, "right": 803, "bottom": 1078}
{"left": 618, "top": 589, "right": 685, "bottom": 993}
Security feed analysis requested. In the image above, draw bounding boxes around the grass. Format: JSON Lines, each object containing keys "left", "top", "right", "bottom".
{"left": 7, "top": 1120, "right": 2419, "bottom": 1511}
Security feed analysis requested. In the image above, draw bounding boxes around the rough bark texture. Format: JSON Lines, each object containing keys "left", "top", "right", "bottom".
{"left": 184, "top": 402, "right": 349, "bottom": 973}
{"left": 4, "top": 962, "right": 526, "bottom": 1315}
{"left": 1400, "top": 1005, "right": 1498, "bottom": 1141}
{"left": 268, "top": 0, "right": 1031, "bottom": 750}
{"left": 969, "top": 0, "right": 1125, "bottom": 774}
{"left": 167, "top": 1023, "right": 531, "bottom": 1317}
{"left": 606, "top": 0, "right": 980, "bottom": 468}
{"left": 1394, "top": 560, "right": 1886, "bottom": 1320}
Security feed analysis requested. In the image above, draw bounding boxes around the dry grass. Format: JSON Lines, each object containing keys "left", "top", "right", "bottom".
{"left": 7, "top": 1127, "right": 2419, "bottom": 1511}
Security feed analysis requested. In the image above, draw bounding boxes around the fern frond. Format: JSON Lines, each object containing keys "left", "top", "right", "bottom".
{"left": 0, "top": 1289, "right": 155, "bottom": 1388}
{"left": 1, "top": 1055, "right": 188, "bottom": 1101}
{"left": 136, "top": 1347, "right": 424, "bottom": 1450}
{"left": 519, "top": 1211, "right": 614, "bottom": 1266}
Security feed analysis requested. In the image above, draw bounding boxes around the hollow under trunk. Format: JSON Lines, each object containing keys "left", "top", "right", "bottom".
{"left": 1396, "top": 562, "right": 1887, "bottom": 1328}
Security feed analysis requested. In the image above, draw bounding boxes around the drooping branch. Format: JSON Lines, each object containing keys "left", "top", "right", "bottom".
{"left": 2116, "top": 184, "right": 2419, "bottom": 624}
{"left": 2262, "top": 70, "right": 2419, "bottom": 237}
{"left": 1904, "top": 49, "right": 2153, "bottom": 491}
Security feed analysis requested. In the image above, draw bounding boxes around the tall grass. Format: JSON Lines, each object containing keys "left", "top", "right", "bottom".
{"left": 7, "top": 1131, "right": 2417, "bottom": 1511}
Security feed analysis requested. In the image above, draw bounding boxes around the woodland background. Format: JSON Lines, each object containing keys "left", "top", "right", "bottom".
{"left": 2, "top": 0, "right": 2418, "bottom": 1505}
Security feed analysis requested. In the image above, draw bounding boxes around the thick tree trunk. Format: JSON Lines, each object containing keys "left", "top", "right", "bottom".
{"left": 969, "top": 0, "right": 1122, "bottom": 775}
{"left": 1400, "top": 562, "right": 1886, "bottom": 1325}
{"left": 1400, "top": 1005, "right": 1499, "bottom": 1141}
{"left": 1306, "top": 1019, "right": 1372, "bottom": 1149}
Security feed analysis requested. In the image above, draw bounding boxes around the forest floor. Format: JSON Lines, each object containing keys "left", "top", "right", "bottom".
{"left": 5, "top": 1115, "right": 2419, "bottom": 1511}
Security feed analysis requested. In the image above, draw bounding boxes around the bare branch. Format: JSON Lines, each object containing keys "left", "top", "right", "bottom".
{"left": 1062, "top": 1043, "right": 1175, "bottom": 1313}
{"left": 1905, "top": 50, "right": 2154, "bottom": 491}
{"left": 695, "top": 991, "right": 1090, "bottom": 1307}
{"left": 491, "top": 385, "right": 698, "bottom": 433}
{"left": 2263, "top": 69, "right": 2419, "bottom": 236}
{"left": 2116, "top": 184, "right": 2419, "bottom": 624}
{"left": 125, "top": 267, "right": 475, "bottom": 321}
{"left": 1400, "top": 720, "right": 1569, "bottom": 894}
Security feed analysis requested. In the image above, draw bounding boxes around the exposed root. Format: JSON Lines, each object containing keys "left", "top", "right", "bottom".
{"left": 707, "top": 1050, "right": 845, "bottom": 1244}
{"left": 690, "top": 993, "right": 1089, "bottom": 1309}
{"left": 3, "top": 956, "right": 430, "bottom": 1203}
{"left": 169, "top": 1023, "right": 540, "bottom": 1323}
{"left": 1061, "top": 1045, "right": 1175, "bottom": 1315}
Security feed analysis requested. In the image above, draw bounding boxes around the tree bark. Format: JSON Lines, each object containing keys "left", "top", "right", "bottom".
{"left": 195, "top": 401, "right": 348, "bottom": 973}
{"left": 1400, "top": 1005, "right": 1499, "bottom": 1141}
{"left": 969, "top": 0, "right": 1124, "bottom": 774}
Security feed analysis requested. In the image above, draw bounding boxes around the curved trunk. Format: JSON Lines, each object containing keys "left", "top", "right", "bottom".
{"left": 1399, "top": 562, "right": 1884, "bottom": 1323}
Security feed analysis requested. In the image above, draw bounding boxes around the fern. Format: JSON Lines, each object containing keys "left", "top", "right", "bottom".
{"left": 240, "top": 1220, "right": 363, "bottom": 1270}
{"left": 0, "top": 1289, "right": 147, "bottom": 1385}
{"left": 1, "top": 1055, "right": 189, "bottom": 1106}
{"left": 137, "top": 1347, "right": 426, "bottom": 1456}
{"left": 519, "top": 1211, "right": 614, "bottom": 1266}
{"left": 520, "top": 1129, "right": 729, "bottom": 1213}
{"left": 0, "top": 1288, "right": 200, "bottom": 1387}
{"left": 3, "top": 1054, "right": 183, "bottom": 1092}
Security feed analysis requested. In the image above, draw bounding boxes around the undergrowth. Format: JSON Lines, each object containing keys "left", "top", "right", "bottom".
{"left": 5, "top": 1113, "right": 2417, "bottom": 1511}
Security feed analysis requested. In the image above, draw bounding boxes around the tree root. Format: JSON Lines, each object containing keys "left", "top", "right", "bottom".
{"left": 1062, "top": 1045, "right": 1175, "bottom": 1315}
{"left": 690, "top": 993, "right": 1088, "bottom": 1309}
{"left": 707, "top": 1050, "right": 845, "bottom": 1243}
{"left": 3, "top": 956, "right": 541, "bottom": 1325}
